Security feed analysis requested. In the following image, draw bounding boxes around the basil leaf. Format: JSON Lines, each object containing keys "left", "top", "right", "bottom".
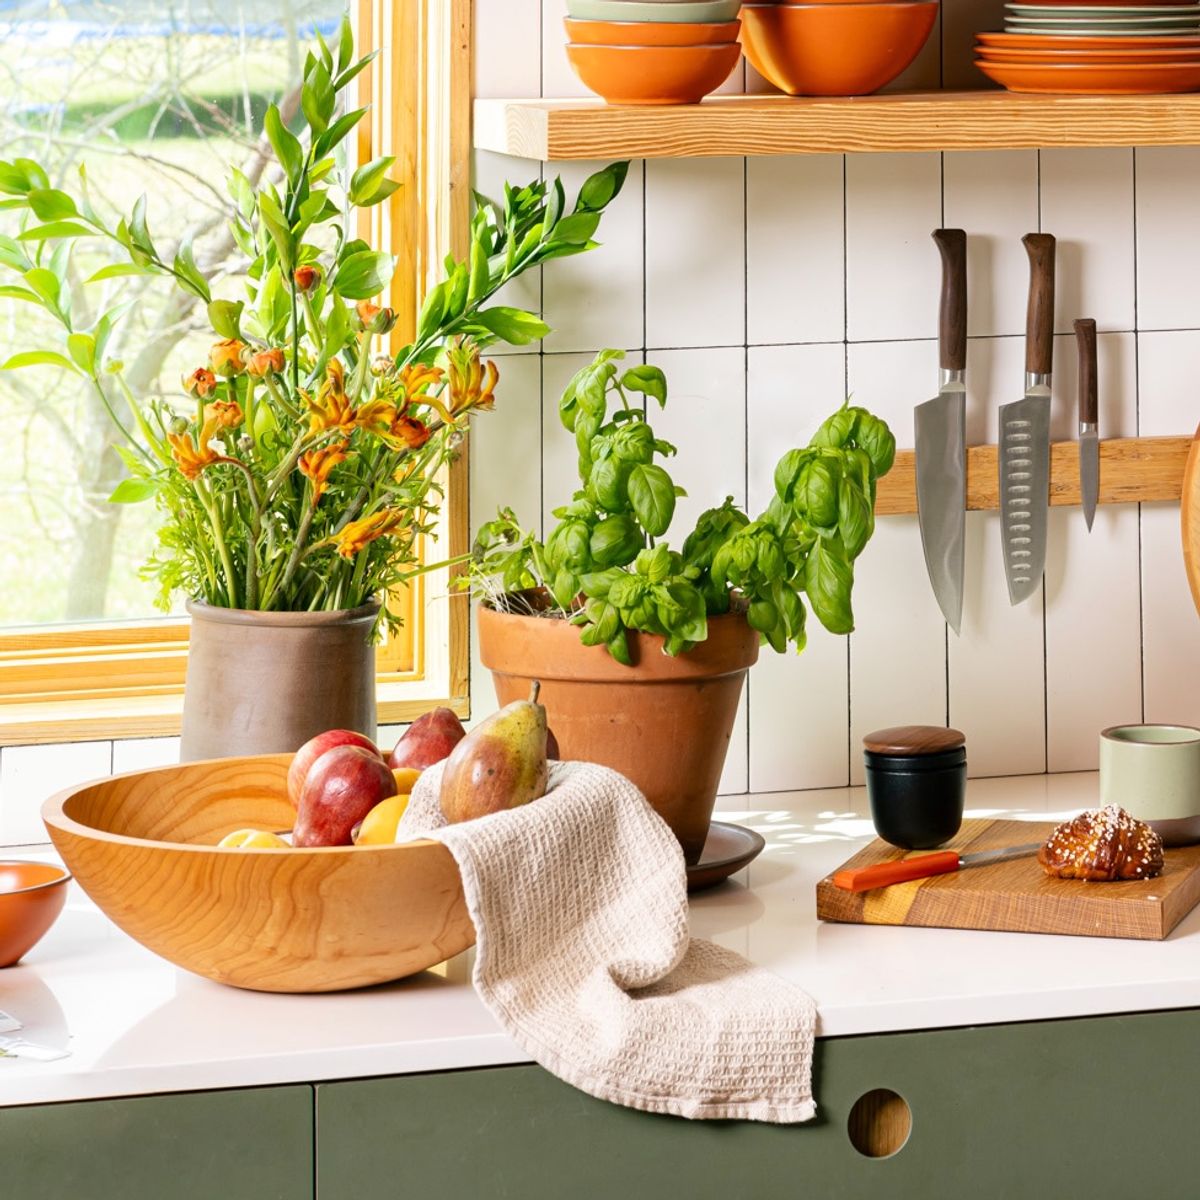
{"left": 838, "top": 475, "right": 874, "bottom": 560}
{"left": 805, "top": 539, "right": 854, "bottom": 635}
{"left": 590, "top": 514, "right": 642, "bottom": 567}
{"left": 627, "top": 463, "right": 675, "bottom": 537}
{"left": 589, "top": 456, "right": 627, "bottom": 511}
{"left": 621, "top": 364, "right": 667, "bottom": 408}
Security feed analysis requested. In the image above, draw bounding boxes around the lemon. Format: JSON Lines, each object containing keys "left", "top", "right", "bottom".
{"left": 218, "top": 828, "right": 290, "bottom": 849}
{"left": 354, "top": 794, "right": 411, "bottom": 845}
{"left": 391, "top": 766, "right": 422, "bottom": 793}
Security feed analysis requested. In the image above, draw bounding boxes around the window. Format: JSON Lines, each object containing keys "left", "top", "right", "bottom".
{"left": 0, "top": 0, "right": 470, "bottom": 743}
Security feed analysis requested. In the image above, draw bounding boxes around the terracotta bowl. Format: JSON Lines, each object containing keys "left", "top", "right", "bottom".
{"left": 740, "top": 1, "right": 939, "bottom": 95}
{"left": 565, "top": 17, "right": 742, "bottom": 44}
{"left": 0, "top": 861, "right": 70, "bottom": 967}
{"left": 42, "top": 756, "right": 473, "bottom": 994}
{"left": 566, "top": 41, "right": 743, "bottom": 103}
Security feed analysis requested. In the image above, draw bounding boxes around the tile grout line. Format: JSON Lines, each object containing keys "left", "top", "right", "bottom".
{"left": 1132, "top": 147, "right": 1147, "bottom": 725}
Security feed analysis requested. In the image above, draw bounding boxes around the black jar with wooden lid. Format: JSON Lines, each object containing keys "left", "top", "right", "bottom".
{"left": 863, "top": 725, "right": 967, "bottom": 850}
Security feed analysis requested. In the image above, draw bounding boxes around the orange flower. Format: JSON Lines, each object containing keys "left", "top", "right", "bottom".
{"left": 167, "top": 400, "right": 243, "bottom": 481}
{"left": 354, "top": 398, "right": 397, "bottom": 435}
{"left": 448, "top": 351, "right": 498, "bottom": 414}
{"left": 246, "top": 348, "right": 285, "bottom": 378}
{"left": 294, "top": 265, "right": 320, "bottom": 293}
{"left": 210, "top": 338, "right": 248, "bottom": 376}
{"left": 182, "top": 367, "right": 217, "bottom": 398}
{"left": 356, "top": 301, "right": 380, "bottom": 326}
{"left": 389, "top": 415, "right": 431, "bottom": 450}
{"left": 203, "top": 400, "right": 243, "bottom": 433}
{"left": 398, "top": 363, "right": 443, "bottom": 398}
{"left": 298, "top": 440, "right": 350, "bottom": 503}
{"left": 306, "top": 359, "right": 356, "bottom": 437}
{"left": 333, "top": 509, "right": 405, "bottom": 559}
{"left": 168, "top": 432, "right": 218, "bottom": 481}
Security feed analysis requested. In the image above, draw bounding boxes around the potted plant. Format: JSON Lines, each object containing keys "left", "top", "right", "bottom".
{"left": 466, "top": 350, "right": 896, "bottom": 863}
{"left": 0, "top": 19, "right": 626, "bottom": 760}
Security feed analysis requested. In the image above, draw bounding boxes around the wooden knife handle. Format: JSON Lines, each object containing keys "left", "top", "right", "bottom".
{"left": 933, "top": 228, "right": 967, "bottom": 373}
{"left": 1074, "top": 318, "right": 1098, "bottom": 426}
{"left": 832, "top": 851, "right": 962, "bottom": 893}
{"left": 1023, "top": 233, "right": 1057, "bottom": 377}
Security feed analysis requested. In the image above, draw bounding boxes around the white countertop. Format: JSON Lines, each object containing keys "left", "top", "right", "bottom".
{"left": 4, "top": 771, "right": 1200, "bottom": 1108}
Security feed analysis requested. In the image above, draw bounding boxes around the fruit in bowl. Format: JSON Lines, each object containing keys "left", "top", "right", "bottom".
{"left": 287, "top": 729, "right": 381, "bottom": 808}
{"left": 294, "top": 746, "right": 398, "bottom": 847}
{"left": 388, "top": 708, "right": 466, "bottom": 771}
{"left": 42, "top": 756, "right": 473, "bottom": 992}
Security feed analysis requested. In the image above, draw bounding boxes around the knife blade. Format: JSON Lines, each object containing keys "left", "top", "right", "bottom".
{"left": 1000, "top": 233, "right": 1056, "bottom": 606}
{"left": 832, "top": 841, "right": 1043, "bottom": 893}
{"left": 1074, "top": 317, "right": 1099, "bottom": 532}
{"left": 916, "top": 228, "right": 968, "bottom": 635}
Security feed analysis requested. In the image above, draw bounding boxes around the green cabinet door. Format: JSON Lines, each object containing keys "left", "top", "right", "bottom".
{"left": 1, "top": 1084, "right": 314, "bottom": 1200}
{"left": 317, "top": 1008, "right": 1200, "bottom": 1200}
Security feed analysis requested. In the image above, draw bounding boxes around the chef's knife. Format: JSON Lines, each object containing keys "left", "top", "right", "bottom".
{"left": 1074, "top": 317, "right": 1099, "bottom": 532}
{"left": 832, "top": 842, "right": 1043, "bottom": 893}
{"left": 1000, "top": 233, "right": 1056, "bottom": 606}
{"left": 916, "top": 228, "right": 968, "bottom": 635}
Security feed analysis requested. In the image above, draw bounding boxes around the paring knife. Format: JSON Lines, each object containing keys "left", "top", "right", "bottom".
{"left": 1000, "top": 233, "right": 1056, "bottom": 606}
{"left": 832, "top": 842, "right": 1043, "bottom": 893}
{"left": 1075, "top": 317, "right": 1099, "bottom": 532}
{"left": 916, "top": 228, "right": 968, "bottom": 635}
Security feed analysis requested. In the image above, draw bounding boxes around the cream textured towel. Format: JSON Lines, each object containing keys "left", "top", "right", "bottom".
{"left": 397, "top": 760, "right": 817, "bottom": 1123}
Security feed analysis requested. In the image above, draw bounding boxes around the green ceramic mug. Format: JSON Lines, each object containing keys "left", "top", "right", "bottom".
{"left": 1099, "top": 724, "right": 1200, "bottom": 846}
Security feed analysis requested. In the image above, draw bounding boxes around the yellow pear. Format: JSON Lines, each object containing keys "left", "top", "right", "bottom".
{"left": 439, "top": 681, "right": 549, "bottom": 824}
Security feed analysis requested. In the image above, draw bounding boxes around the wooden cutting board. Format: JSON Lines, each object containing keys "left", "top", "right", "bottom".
{"left": 816, "top": 819, "right": 1200, "bottom": 940}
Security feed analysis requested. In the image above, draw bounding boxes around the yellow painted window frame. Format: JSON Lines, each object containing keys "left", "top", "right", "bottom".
{"left": 0, "top": 0, "right": 472, "bottom": 746}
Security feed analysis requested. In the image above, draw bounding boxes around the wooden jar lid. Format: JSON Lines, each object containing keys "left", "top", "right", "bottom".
{"left": 863, "top": 725, "right": 966, "bottom": 756}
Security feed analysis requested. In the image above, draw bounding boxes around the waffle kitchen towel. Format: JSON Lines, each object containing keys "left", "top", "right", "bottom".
{"left": 397, "top": 760, "right": 817, "bottom": 1123}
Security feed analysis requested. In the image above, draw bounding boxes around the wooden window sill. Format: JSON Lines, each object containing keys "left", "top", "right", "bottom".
{"left": 0, "top": 681, "right": 468, "bottom": 748}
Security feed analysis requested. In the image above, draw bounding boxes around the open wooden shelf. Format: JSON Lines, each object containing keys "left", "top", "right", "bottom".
{"left": 875, "top": 434, "right": 1191, "bottom": 516}
{"left": 474, "top": 91, "right": 1200, "bottom": 161}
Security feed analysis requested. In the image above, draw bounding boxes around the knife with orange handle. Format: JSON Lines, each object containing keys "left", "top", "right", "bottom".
{"left": 832, "top": 842, "right": 1043, "bottom": 893}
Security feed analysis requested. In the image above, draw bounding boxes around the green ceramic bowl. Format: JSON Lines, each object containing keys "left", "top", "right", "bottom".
{"left": 567, "top": 0, "right": 744, "bottom": 23}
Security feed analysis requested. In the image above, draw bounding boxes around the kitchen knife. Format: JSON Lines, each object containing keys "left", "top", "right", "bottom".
{"left": 831, "top": 841, "right": 1043, "bottom": 893}
{"left": 1075, "top": 317, "right": 1099, "bottom": 532}
{"left": 1000, "top": 233, "right": 1056, "bottom": 606}
{"left": 915, "top": 228, "right": 968, "bottom": 635}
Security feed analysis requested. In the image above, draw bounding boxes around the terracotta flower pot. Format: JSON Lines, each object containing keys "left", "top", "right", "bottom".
{"left": 476, "top": 600, "right": 759, "bottom": 864}
{"left": 180, "top": 600, "right": 379, "bottom": 762}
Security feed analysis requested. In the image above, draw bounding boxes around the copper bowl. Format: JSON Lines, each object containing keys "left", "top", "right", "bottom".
{"left": 0, "top": 861, "right": 71, "bottom": 967}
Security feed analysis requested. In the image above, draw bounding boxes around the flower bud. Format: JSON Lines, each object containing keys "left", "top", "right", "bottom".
{"left": 371, "top": 354, "right": 395, "bottom": 377}
{"left": 209, "top": 339, "right": 249, "bottom": 376}
{"left": 246, "top": 347, "right": 285, "bottom": 378}
{"left": 182, "top": 367, "right": 218, "bottom": 398}
{"left": 293, "top": 264, "right": 320, "bottom": 293}
{"left": 355, "top": 301, "right": 396, "bottom": 336}
{"left": 168, "top": 415, "right": 189, "bottom": 436}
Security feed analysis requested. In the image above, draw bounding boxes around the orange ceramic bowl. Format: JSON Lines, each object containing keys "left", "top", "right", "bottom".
{"left": 740, "top": 2, "right": 939, "bottom": 95}
{"left": 565, "top": 41, "right": 743, "bottom": 103}
{"left": 565, "top": 17, "right": 741, "bottom": 44}
{"left": 0, "top": 861, "right": 70, "bottom": 967}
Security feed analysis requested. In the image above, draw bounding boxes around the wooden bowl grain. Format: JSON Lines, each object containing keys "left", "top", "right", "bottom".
{"left": 41, "top": 755, "right": 473, "bottom": 993}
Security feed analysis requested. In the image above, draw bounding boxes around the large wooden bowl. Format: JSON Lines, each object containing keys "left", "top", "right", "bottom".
{"left": 42, "top": 755, "right": 473, "bottom": 993}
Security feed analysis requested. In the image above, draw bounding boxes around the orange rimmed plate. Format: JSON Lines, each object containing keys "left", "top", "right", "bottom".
{"left": 976, "top": 55, "right": 1200, "bottom": 87}
{"left": 564, "top": 17, "right": 741, "bottom": 44}
{"left": 978, "top": 41, "right": 1200, "bottom": 55}
{"left": 978, "top": 28, "right": 1200, "bottom": 43}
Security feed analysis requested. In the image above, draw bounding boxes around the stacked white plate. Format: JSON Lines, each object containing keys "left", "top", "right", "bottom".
{"left": 1004, "top": 2, "right": 1200, "bottom": 35}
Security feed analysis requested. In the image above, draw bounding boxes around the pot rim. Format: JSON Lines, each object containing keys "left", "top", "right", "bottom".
{"left": 186, "top": 599, "right": 381, "bottom": 628}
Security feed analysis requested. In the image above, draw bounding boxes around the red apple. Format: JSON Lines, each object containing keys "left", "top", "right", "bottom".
{"left": 288, "top": 729, "right": 380, "bottom": 808}
{"left": 388, "top": 707, "right": 466, "bottom": 770}
{"left": 293, "top": 746, "right": 398, "bottom": 847}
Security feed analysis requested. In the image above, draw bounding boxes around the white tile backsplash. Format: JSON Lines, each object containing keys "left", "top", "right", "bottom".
{"left": 1135, "top": 147, "right": 1200, "bottom": 334}
{"left": 645, "top": 157, "right": 746, "bottom": 350}
{"left": 111, "top": 738, "right": 180, "bottom": 773}
{"left": 1, "top": 741, "right": 112, "bottom": 845}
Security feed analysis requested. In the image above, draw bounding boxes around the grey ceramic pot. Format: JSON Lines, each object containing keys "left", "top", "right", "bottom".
{"left": 180, "top": 600, "right": 379, "bottom": 762}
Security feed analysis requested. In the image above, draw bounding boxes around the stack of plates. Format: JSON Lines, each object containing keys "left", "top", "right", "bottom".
{"left": 976, "top": 3, "right": 1200, "bottom": 91}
